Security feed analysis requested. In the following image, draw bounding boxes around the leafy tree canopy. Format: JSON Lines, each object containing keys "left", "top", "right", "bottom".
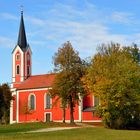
{"left": 51, "top": 41, "right": 87, "bottom": 123}
{"left": 84, "top": 42, "right": 140, "bottom": 129}
{"left": 0, "top": 83, "right": 12, "bottom": 124}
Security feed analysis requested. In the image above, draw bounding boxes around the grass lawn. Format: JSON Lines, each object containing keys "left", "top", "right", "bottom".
{"left": 0, "top": 122, "right": 76, "bottom": 133}
{"left": 0, "top": 122, "right": 140, "bottom": 140}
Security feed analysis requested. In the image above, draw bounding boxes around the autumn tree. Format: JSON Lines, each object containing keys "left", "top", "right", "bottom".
{"left": 0, "top": 83, "right": 12, "bottom": 124}
{"left": 84, "top": 43, "right": 140, "bottom": 129}
{"left": 123, "top": 43, "right": 140, "bottom": 63}
{"left": 50, "top": 73, "right": 70, "bottom": 123}
{"left": 51, "top": 41, "right": 86, "bottom": 123}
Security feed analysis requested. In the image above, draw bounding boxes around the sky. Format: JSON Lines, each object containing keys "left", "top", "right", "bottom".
{"left": 1, "top": 0, "right": 140, "bottom": 84}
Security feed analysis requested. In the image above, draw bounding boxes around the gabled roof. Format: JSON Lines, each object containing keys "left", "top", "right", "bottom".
{"left": 17, "top": 11, "right": 28, "bottom": 51}
{"left": 16, "top": 73, "right": 56, "bottom": 90}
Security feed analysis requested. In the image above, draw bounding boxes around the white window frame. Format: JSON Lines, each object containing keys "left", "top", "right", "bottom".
{"left": 44, "top": 112, "right": 52, "bottom": 122}
{"left": 28, "top": 93, "right": 36, "bottom": 110}
{"left": 16, "top": 65, "right": 20, "bottom": 75}
{"left": 44, "top": 93, "right": 52, "bottom": 109}
{"left": 16, "top": 54, "right": 20, "bottom": 61}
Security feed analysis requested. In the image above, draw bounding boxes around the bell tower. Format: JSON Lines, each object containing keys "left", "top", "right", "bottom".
{"left": 12, "top": 11, "right": 32, "bottom": 85}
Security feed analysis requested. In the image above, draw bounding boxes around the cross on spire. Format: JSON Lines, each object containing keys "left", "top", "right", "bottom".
{"left": 21, "top": 5, "right": 23, "bottom": 15}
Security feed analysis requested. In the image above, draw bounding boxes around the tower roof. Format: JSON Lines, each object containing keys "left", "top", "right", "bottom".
{"left": 17, "top": 11, "right": 28, "bottom": 51}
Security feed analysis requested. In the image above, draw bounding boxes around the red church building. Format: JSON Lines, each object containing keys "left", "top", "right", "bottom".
{"left": 10, "top": 12, "right": 101, "bottom": 124}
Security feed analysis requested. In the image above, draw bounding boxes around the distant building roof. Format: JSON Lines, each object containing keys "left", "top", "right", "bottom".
{"left": 83, "top": 107, "right": 95, "bottom": 112}
{"left": 16, "top": 73, "right": 56, "bottom": 90}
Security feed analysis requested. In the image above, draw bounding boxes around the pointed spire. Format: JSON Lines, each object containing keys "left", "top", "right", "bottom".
{"left": 17, "top": 10, "right": 28, "bottom": 51}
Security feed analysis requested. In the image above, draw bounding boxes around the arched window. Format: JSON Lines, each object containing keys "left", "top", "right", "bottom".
{"left": 27, "top": 66, "right": 30, "bottom": 75}
{"left": 16, "top": 65, "right": 20, "bottom": 75}
{"left": 29, "top": 94, "right": 36, "bottom": 110}
{"left": 45, "top": 93, "right": 51, "bottom": 109}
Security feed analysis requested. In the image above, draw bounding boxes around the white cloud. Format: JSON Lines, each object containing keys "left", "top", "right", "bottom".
{"left": 50, "top": 21, "right": 130, "bottom": 56}
{"left": 0, "top": 13, "right": 18, "bottom": 20}
{"left": 27, "top": 2, "right": 140, "bottom": 57}
{"left": 25, "top": 16, "right": 45, "bottom": 26}
{"left": 0, "top": 36, "right": 15, "bottom": 48}
{"left": 111, "top": 12, "right": 136, "bottom": 24}
{"left": 1, "top": 2, "right": 139, "bottom": 57}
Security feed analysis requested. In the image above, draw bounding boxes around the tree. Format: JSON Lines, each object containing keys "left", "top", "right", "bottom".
{"left": 0, "top": 86, "right": 4, "bottom": 123}
{"left": 83, "top": 43, "right": 140, "bottom": 129}
{"left": 0, "top": 83, "right": 12, "bottom": 124}
{"left": 123, "top": 43, "right": 140, "bottom": 63}
{"left": 51, "top": 41, "right": 86, "bottom": 123}
{"left": 50, "top": 73, "right": 70, "bottom": 123}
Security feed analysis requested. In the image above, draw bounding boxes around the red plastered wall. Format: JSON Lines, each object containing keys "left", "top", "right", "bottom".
{"left": 15, "top": 51, "right": 21, "bottom": 82}
{"left": 82, "top": 112, "right": 101, "bottom": 121}
{"left": 83, "top": 94, "right": 93, "bottom": 108}
{"left": 51, "top": 97, "right": 79, "bottom": 121}
{"left": 19, "top": 90, "right": 46, "bottom": 122}
{"left": 18, "top": 89, "right": 79, "bottom": 122}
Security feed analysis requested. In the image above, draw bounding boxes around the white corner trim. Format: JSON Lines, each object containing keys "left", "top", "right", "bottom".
{"left": 93, "top": 95, "right": 94, "bottom": 106}
{"left": 10, "top": 99, "right": 13, "bottom": 124}
{"left": 10, "top": 89, "right": 17, "bottom": 124}
{"left": 11, "top": 88, "right": 17, "bottom": 93}
{"left": 79, "top": 98, "right": 83, "bottom": 122}
{"left": 16, "top": 91, "right": 19, "bottom": 123}
{"left": 12, "top": 53, "right": 15, "bottom": 82}
{"left": 20, "top": 51, "right": 24, "bottom": 81}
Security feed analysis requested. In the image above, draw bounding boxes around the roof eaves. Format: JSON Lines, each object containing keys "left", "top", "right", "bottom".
{"left": 17, "top": 86, "right": 52, "bottom": 91}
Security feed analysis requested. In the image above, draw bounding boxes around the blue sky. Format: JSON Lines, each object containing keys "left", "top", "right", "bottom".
{"left": 1, "top": 0, "right": 140, "bottom": 84}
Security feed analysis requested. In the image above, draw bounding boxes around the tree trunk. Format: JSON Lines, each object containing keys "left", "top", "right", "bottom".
{"left": 62, "top": 107, "right": 66, "bottom": 123}
{"left": 69, "top": 95, "right": 74, "bottom": 124}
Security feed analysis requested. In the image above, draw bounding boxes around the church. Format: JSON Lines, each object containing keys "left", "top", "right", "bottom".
{"left": 10, "top": 12, "right": 101, "bottom": 124}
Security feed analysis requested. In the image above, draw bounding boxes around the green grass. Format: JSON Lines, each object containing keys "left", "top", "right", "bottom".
{"left": 0, "top": 123, "right": 140, "bottom": 140}
{"left": 0, "top": 122, "right": 76, "bottom": 133}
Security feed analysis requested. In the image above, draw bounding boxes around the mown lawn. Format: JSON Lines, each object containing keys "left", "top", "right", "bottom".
{"left": 0, "top": 122, "right": 140, "bottom": 140}
{"left": 0, "top": 122, "right": 76, "bottom": 133}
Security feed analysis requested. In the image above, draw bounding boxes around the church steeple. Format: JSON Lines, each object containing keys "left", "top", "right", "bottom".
{"left": 12, "top": 11, "right": 32, "bottom": 84}
{"left": 17, "top": 11, "right": 28, "bottom": 51}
